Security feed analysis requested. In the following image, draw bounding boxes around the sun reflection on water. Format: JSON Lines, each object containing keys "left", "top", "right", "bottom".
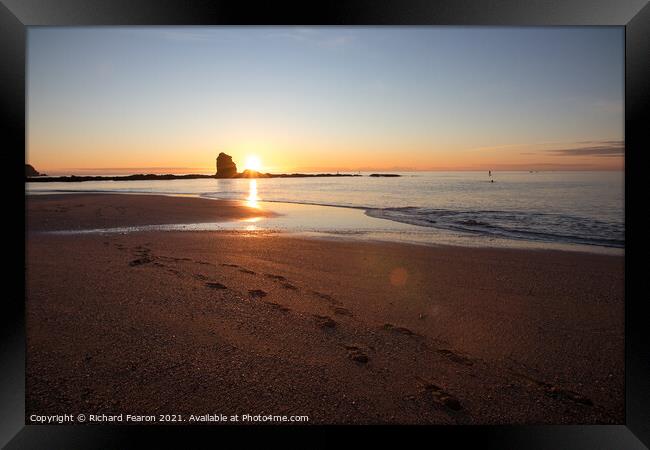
{"left": 243, "top": 179, "right": 265, "bottom": 227}
{"left": 246, "top": 179, "right": 259, "bottom": 209}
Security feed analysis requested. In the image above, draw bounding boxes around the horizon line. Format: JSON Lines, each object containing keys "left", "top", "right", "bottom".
{"left": 29, "top": 166, "right": 625, "bottom": 175}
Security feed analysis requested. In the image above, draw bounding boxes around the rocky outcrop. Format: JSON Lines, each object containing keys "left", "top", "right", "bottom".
{"left": 27, "top": 152, "right": 365, "bottom": 182}
{"left": 26, "top": 164, "right": 42, "bottom": 177}
{"left": 27, "top": 172, "right": 362, "bottom": 183}
{"left": 235, "top": 169, "right": 270, "bottom": 178}
{"left": 216, "top": 152, "right": 237, "bottom": 178}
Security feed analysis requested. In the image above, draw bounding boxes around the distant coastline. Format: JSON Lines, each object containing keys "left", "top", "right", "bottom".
{"left": 24, "top": 172, "right": 402, "bottom": 183}
{"left": 25, "top": 152, "right": 404, "bottom": 182}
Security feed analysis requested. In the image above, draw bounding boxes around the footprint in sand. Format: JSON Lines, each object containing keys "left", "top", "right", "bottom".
{"left": 514, "top": 372, "right": 593, "bottom": 406}
{"left": 262, "top": 273, "right": 298, "bottom": 290}
{"left": 264, "top": 273, "right": 287, "bottom": 281}
{"left": 333, "top": 306, "right": 352, "bottom": 316}
{"left": 418, "top": 379, "right": 463, "bottom": 411}
{"left": 436, "top": 349, "right": 473, "bottom": 366}
{"left": 383, "top": 323, "right": 419, "bottom": 337}
{"left": 158, "top": 256, "right": 191, "bottom": 262}
{"left": 249, "top": 289, "right": 267, "bottom": 298}
{"left": 545, "top": 386, "right": 593, "bottom": 406}
{"left": 205, "top": 282, "right": 227, "bottom": 290}
{"left": 312, "top": 291, "right": 334, "bottom": 301}
{"left": 344, "top": 345, "right": 369, "bottom": 364}
{"left": 311, "top": 291, "right": 342, "bottom": 306}
{"left": 266, "top": 302, "right": 291, "bottom": 312}
{"left": 129, "top": 257, "right": 152, "bottom": 266}
{"left": 129, "top": 246, "right": 154, "bottom": 266}
{"left": 313, "top": 315, "right": 337, "bottom": 329}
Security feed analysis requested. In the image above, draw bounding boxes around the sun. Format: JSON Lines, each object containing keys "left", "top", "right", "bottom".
{"left": 244, "top": 155, "right": 262, "bottom": 172}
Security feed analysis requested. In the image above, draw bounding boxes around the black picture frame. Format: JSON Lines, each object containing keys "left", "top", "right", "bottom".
{"left": 3, "top": 0, "right": 649, "bottom": 447}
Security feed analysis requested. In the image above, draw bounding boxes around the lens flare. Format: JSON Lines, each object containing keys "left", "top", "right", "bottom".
{"left": 244, "top": 155, "right": 262, "bottom": 172}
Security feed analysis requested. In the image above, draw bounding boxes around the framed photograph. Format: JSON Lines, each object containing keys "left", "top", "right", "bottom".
{"left": 3, "top": 0, "right": 649, "bottom": 447}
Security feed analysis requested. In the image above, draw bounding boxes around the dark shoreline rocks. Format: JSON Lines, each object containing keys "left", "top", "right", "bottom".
{"left": 25, "top": 152, "right": 385, "bottom": 182}
{"left": 26, "top": 164, "right": 45, "bottom": 177}
{"left": 26, "top": 173, "right": 363, "bottom": 182}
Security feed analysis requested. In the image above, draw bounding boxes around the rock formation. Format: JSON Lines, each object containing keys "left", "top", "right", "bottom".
{"left": 216, "top": 152, "right": 237, "bottom": 178}
{"left": 26, "top": 164, "right": 42, "bottom": 177}
{"left": 236, "top": 169, "right": 270, "bottom": 178}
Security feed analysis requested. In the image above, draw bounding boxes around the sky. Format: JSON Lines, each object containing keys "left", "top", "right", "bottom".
{"left": 27, "top": 27, "right": 624, "bottom": 174}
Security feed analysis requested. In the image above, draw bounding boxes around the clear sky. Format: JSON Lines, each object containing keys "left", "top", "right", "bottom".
{"left": 27, "top": 27, "right": 624, "bottom": 174}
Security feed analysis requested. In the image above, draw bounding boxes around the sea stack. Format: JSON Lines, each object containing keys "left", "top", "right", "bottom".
{"left": 215, "top": 152, "right": 237, "bottom": 178}
{"left": 26, "top": 164, "right": 42, "bottom": 177}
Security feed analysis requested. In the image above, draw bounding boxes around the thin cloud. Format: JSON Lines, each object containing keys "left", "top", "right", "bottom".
{"left": 467, "top": 141, "right": 571, "bottom": 153}
{"left": 517, "top": 140, "right": 624, "bottom": 157}
{"left": 457, "top": 161, "right": 623, "bottom": 171}
{"left": 573, "top": 139, "right": 623, "bottom": 146}
{"left": 548, "top": 140, "right": 624, "bottom": 157}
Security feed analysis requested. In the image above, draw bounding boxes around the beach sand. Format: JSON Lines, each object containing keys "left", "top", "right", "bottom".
{"left": 26, "top": 193, "right": 274, "bottom": 232}
{"left": 26, "top": 194, "right": 624, "bottom": 424}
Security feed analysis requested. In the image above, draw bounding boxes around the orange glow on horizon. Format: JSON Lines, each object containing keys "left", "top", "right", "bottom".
{"left": 26, "top": 140, "right": 624, "bottom": 175}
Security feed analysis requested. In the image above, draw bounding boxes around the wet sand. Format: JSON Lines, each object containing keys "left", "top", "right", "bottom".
{"left": 26, "top": 193, "right": 274, "bottom": 232}
{"left": 26, "top": 194, "right": 624, "bottom": 424}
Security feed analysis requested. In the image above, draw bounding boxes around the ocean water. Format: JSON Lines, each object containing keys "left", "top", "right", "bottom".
{"left": 27, "top": 171, "right": 624, "bottom": 251}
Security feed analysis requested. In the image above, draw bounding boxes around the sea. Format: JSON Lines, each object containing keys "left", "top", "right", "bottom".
{"left": 26, "top": 171, "right": 624, "bottom": 254}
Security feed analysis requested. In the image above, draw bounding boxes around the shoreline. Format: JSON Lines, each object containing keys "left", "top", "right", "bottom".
{"left": 26, "top": 192, "right": 624, "bottom": 255}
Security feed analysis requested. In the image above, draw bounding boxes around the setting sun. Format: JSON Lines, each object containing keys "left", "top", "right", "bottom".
{"left": 244, "top": 156, "right": 262, "bottom": 172}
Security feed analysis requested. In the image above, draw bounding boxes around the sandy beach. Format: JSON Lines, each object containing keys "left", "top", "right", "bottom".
{"left": 26, "top": 194, "right": 624, "bottom": 424}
